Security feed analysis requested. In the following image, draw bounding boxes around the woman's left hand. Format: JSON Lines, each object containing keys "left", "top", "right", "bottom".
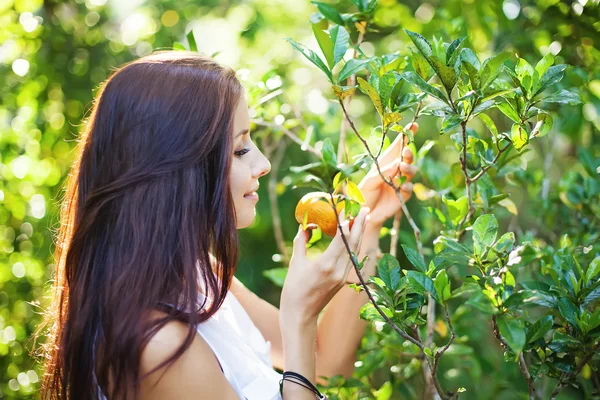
{"left": 357, "top": 123, "right": 419, "bottom": 228}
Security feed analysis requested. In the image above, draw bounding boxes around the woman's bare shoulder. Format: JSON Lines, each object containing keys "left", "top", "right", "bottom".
{"left": 137, "top": 311, "right": 240, "bottom": 399}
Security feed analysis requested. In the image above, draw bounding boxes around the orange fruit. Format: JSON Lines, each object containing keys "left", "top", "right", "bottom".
{"left": 294, "top": 191, "right": 354, "bottom": 237}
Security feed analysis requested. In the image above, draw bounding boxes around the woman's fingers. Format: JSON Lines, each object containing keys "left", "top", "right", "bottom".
{"left": 400, "top": 162, "right": 418, "bottom": 181}
{"left": 342, "top": 207, "right": 369, "bottom": 277}
{"left": 402, "top": 146, "right": 414, "bottom": 164}
{"left": 291, "top": 225, "right": 309, "bottom": 262}
{"left": 322, "top": 211, "right": 350, "bottom": 262}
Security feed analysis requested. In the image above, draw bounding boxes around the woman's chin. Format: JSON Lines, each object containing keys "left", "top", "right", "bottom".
{"left": 236, "top": 212, "right": 257, "bottom": 229}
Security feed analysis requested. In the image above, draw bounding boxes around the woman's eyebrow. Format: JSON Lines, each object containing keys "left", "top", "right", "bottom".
{"left": 235, "top": 129, "right": 249, "bottom": 138}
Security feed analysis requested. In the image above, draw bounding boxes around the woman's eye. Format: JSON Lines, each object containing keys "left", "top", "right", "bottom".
{"left": 234, "top": 148, "right": 251, "bottom": 157}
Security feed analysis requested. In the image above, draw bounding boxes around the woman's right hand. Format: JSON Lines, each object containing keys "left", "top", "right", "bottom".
{"left": 279, "top": 206, "right": 370, "bottom": 328}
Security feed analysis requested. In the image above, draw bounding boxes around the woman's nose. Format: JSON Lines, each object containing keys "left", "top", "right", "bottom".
{"left": 254, "top": 152, "right": 271, "bottom": 178}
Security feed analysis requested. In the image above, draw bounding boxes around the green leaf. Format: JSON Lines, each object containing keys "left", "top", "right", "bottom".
{"left": 511, "top": 123, "right": 529, "bottom": 151}
{"left": 497, "top": 101, "right": 521, "bottom": 123}
{"left": 526, "top": 315, "right": 554, "bottom": 344}
{"left": 377, "top": 254, "right": 401, "bottom": 291}
{"left": 173, "top": 41, "right": 186, "bottom": 51}
{"left": 357, "top": 76, "right": 383, "bottom": 116}
{"left": 360, "top": 302, "right": 393, "bottom": 322}
{"left": 187, "top": 30, "right": 198, "bottom": 52}
{"left": 470, "top": 100, "right": 496, "bottom": 117}
{"left": 312, "top": 24, "right": 334, "bottom": 68}
{"left": 286, "top": 38, "right": 333, "bottom": 82}
{"left": 530, "top": 112, "right": 553, "bottom": 138}
{"left": 434, "top": 270, "right": 451, "bottom": 303}
{"left": 443, "top": 196, "right": 468, "bottom": 226}
{"left": 540, "top": 89, "right": 582, "bottom": 105}
{"left": 411, "top": 49, "right": 431, "bottom": 81}
{"left": 407, "top": 271, "right": 439, "bottom": 302}
{"left": 480, "top": 52, "right": 510, "bottom": 89}
{"left": 558, "top": 298, "right": 581, "bottom": 330}
{"left": 515, "top": 57, "right": 535, "bottom": 94}
{"left": 441, "top": 113, "right": 463, "bottom": 134}
{"left": 466, "top": 290, "right": 498, "bottom": 314}
{"left": 459, "top": 48, "right": 481, "bottom": 70}
{"left": 378, "top": 72, "right": 398, "bottom": 109}
{"left": 534, "top": 64, "right": 567, "bottom": 97}
{"left": 263, "top": 267, "right": 288, "bottom": 287}
{"left": 446, "top": 37, "right": 466, "bottom": 67}
{"left": 402, "top": 245, "right": 427, "bottom": 272}
{"left": 346, "top": 180, "right": 365, "bottom": 204}
{"left": 479, "top": 113, "right": 498, "bottom": 140}
{"left": 329, "top": 25, "right": 350, "bottom": 67}
{"left": 337, "top": 58, "right": 370, "bottom": 83}
{"left": 401, "top": 71, "right": 448, "bottom": 104}
{"left": 321, "top": 137, "right": 337, "bottom": 166}
{"left": 404, "top": 29, "right": 433, "bottom": 58}
{"left": 497, "top": 315, "right": 526, "bottom": 354}
{"left": 430, "top": 55, "right": 458, "bottom": 93}
{"left": 534, "top": 53, "right": 554, "bottom": 80}
{"left": 472, "top": 214, "right": 498, "bottom": 256}
{"left": 312, "top": 1, "right": 344, "bottom": 25}
{"left": 587, "top": 257, "right": 600, "bottom": 282}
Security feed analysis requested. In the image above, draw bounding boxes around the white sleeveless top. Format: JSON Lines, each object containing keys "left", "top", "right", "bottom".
{"left": 196, "top": 288, "right": 283, "bottom": 399}
{"left": 96, "top": 289, "right": 282, "bottom": 399}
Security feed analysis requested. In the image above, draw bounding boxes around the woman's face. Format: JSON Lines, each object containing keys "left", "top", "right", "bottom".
{"left": 230, "top": 95, "right": 271, "bottom": 229}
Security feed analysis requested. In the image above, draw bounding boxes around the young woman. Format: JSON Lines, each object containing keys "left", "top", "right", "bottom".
{"left": 37, "top": 51, "right": 417, "bottom": 399}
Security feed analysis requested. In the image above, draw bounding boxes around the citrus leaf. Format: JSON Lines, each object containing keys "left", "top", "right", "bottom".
{"left": 187, "top": 30, "right": 198, "bottom": 52}
{"left": 286, "top": 38, "right": 333, "bottom": 82}
{"left": 511, "top": 123, "right": 529, "bottom": 151}
{"left": 330, "top": 25, "right": 350, "bottom": 67}
{"left": 378, "top": 254, "right": 401, "bottom": 291}
{"left": 534, "top": 64, "right": 567, "bottom": 97}
{"left": 401, "top": 244, "right": 427, "bottom": 272}
{"left": 526, "top": 315, "right": 554, "bottom": 344}
{"left": 357, "top": 76, "right": 383, "bottom": 116}
{"left": 407, "top": 270, "right": 439, "bottom": 302}
{"left": 404, "top": 29, "right": 433, "bottom": 58}
{"left": 311, "top": 24, "right": 334, "bottom": 68}
{"left": 540, "top": 89, "right": 582, "bottom": 105}
{"left": 337, "top": 58, "right": 371, "bottom": 83}
{"left": 473, "top": 214, "right": 498, "bottom": 256}
{"left": 312, "top": 1, "right": 344, "bottom": 25}
{"left": 401, "top": 71, "right": 448, "bottom": 104}
{"left": 497, "top": 315, "right": 526, "bottom": 354}
{"left": 346, "top": 180, "right": 365, "bottom": 204}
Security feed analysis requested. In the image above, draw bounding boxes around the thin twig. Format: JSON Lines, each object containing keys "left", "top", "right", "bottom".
{"left": 492, "top": 315, "right": 536, "bottom": 400}
{"left": 327, "top": 193, "right": 424, "bottom": 351}
{"left": 337, "top": 99, "right": 424, "bottom": 258}
{"left": 337, "top": 98, "right": 452, "bottom": 400}
{"left": 253, "top": 119, "right": 321, "bottom": 158}
{"left": 337, "top": 30, "right": 366, "bottom": 164}
{"left": 469, "top": 144, "right": 511, "bottom": 183}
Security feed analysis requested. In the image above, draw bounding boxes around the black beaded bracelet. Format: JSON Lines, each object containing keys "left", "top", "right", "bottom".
{"left": 278, "top": 371, "right": 327, "bottom": 399}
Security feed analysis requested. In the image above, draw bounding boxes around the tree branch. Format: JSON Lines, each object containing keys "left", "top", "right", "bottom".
{"left": 253, "top": 119, "right": 321, "bottom": 158}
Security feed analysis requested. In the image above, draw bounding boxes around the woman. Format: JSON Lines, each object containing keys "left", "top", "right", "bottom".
{"left": 37, "top": 51, "right": 417, "bottom": 399}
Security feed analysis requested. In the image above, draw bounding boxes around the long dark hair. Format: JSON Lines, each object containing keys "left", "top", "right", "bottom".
{"left": 35, "top": 51, "right": 244, "bottom": 399}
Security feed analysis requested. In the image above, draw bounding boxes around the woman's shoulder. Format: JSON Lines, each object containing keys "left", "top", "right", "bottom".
{"left": 137, "top": 311, "right": 239, "bottom": 399}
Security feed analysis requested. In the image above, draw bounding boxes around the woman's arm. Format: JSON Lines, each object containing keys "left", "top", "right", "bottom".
{"left": 138, "top": 312, "right": 318, "bottom": 399}
{"left": 230, "top": 220, "right": 381, "bottom": 382}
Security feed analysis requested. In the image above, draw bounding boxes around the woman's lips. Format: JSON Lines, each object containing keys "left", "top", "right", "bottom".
{"left": 244, "top": 191, "right": 259, "bottom": 201}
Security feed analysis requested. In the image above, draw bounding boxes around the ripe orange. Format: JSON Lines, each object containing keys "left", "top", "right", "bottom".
{"left": 294, "top": 191, "right": 354, "bottom": 237}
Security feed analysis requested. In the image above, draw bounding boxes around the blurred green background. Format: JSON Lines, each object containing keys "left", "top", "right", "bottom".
{"left": 0, "top": 0, "right": 599, "bottom": 398}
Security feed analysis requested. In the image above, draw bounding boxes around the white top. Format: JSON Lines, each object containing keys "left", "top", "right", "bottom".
{"left": 97, "top": 289, "right": 282, "bottom": 399}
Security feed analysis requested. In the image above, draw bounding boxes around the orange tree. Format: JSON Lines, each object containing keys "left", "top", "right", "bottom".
{"left": 253, "top": 1, "right": 600, "bottom": 399}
